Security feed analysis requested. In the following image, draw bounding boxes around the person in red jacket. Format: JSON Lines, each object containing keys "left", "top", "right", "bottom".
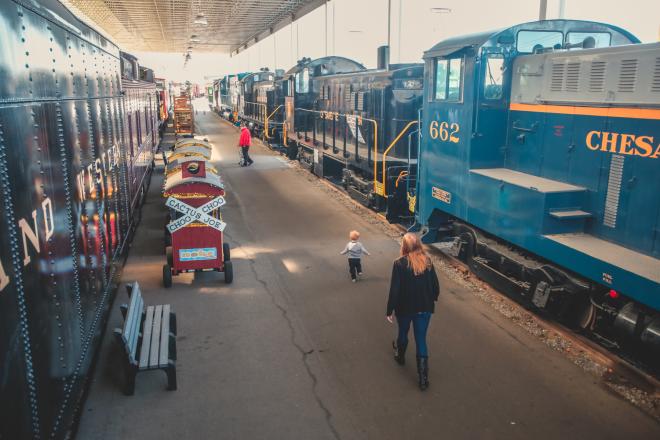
{"left": 238, "top": 123, "right": 254, "bottom": 166}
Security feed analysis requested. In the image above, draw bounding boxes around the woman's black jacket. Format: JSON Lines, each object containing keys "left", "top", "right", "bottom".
{"left": 386, "top": 257, "right": 440, "bottom": 317}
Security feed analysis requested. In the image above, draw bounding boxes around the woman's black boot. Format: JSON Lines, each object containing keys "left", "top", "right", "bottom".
{"left": 416, "top": 356, "right": 429, "bottom": 391}
{"left": 392, "top": 340, "right": 407, "bottom": 365}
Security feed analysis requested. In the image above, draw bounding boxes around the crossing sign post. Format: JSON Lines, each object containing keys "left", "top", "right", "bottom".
{"left": 165, "top": 196, "right": 226, "bottom": 233}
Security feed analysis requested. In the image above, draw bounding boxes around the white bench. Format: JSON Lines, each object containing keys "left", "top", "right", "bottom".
{"left": 114, "top": 282, "right": 177, "bottom": 395}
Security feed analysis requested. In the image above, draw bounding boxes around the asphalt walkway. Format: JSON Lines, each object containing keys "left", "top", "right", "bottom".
{"left": 77, "top": 103, "right": 660, "bottom": 439}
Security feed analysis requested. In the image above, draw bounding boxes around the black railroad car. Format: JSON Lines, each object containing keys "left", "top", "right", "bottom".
{"left": 120, "top": 51, "right": 159, "bottom": 215}
{"left": 0, "top": 0, "right": 159, "bottom": 438}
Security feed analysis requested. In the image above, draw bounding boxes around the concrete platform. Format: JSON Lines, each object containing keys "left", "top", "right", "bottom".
{"left": 77, "top": 103, "right": 660, "bottom": 439}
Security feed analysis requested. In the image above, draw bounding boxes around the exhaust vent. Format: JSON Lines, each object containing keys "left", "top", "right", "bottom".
{"left": 565, "top": 62, "right": 581, "bottom": 92}
{"left": 618, "top": 59, "right": 638, "bottom": 92}
{"left": 589, "top": 61, "right": 606, "bottom": 92}
{"left": 652, "top": 57, "right": 660, "bottom": 92}
{"left": 551, "top": 62, "right": 565, "bottom": 92}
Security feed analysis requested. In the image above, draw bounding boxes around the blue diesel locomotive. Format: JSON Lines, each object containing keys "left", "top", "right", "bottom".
{"left": 0, "top": 0, "right": 161, "bottom": 437}
{"left": 236, "top": 68, "right": 285, "bottom": 140}
{"left": 416, "top": 20, "right": 660, "bottom": 357}
{"left": 284, "top": 50, "right": 423, "bottom": 221}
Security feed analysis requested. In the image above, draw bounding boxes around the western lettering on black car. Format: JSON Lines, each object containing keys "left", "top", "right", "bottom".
{"left": 0, "top": 258, "right": 9, "bottom": 292}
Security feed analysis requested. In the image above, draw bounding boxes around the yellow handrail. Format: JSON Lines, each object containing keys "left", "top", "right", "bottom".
{"left": 283, "top": 122, "right": 288, "bottom": 146}
{"left": 264, "top": 105, "right": 283, "bottom": 140}
{"left": 380, "top": 120, "right": 418, "bottom": 197}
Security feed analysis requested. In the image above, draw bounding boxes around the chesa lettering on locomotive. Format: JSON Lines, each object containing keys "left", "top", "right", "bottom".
{"left": 586, "top": 130, "right": 660, "bottom": 158}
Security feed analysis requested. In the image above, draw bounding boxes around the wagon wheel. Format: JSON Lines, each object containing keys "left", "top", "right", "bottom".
{"left": 163, "top": 264, "right": 172, "bottom": 288}
{"left": 166, "top": 246, "right": 173, "bottom": 266}
{"left": 224, "top": 261, "right": 233, "bottom": 284}
{"left": 222, "top": 243, "right": 230, "bottom": 262}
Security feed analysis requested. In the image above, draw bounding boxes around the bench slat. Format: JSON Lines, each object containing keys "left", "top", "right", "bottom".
{"left": 139, "top": 306, "right": 155, "bottom": 368}
{"left": 122, "top": 284, "right": 139, "bottom": 334}
{"left": 149, "top": 305, "right": 163, "bottom": 368}
{"left": 127, "top": 294, "right": 143, "bottom": 360}
{"left": 159, "top": 305, "right": 171, "bottom": 367}
{"left": 124, "top": 286, "right": 143, "bottom": 361}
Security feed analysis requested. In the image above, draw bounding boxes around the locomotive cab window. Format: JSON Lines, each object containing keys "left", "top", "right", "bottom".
{"left": 434, "top": 57, "right": 463, "bottom": 102}
{"left": 567, "top": 32, "right": 611, "bottom": 49}
{"left": 296, "top": 69, "right": 310, "bottom": 93}
{"left": 483, "top": 54, "right": 504, "bottom": 100}
{"left": 516, "top": 30, "right": 562, "bottom": 53}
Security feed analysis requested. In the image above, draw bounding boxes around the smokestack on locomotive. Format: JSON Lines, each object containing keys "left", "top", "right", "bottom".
{"left": 377, "top": 45, "right": 390, "bottom": 70}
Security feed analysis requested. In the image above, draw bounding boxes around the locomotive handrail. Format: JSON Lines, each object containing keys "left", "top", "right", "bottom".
{"left": 241, "top": 101, "right": 267, "bottom": 122}
{"left": 294, "top": 109, "right": 378, "bottom": 167}
{"left": 379, "top": 120, "right": 418, "bottom": 197}
{"left": 264, "top": 105, "right": 283, "bottom": 140}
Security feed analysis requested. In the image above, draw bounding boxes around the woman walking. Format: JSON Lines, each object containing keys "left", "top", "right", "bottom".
{"left": 386, "top": 233, "right": 440, "bottom": 390}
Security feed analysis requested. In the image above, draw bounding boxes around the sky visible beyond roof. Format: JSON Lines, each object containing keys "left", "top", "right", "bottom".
{"left": 135, "top": 0, "right": 659, "bottom": 84}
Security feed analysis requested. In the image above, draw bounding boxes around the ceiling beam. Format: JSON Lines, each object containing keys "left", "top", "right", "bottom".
{"left": 230, "top": 0, "right": 328, "bottom": 57}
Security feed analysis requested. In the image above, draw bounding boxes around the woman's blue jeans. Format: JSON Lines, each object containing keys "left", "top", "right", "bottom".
{"left": 396, "top": 312, "right": 432, "bottom": 357}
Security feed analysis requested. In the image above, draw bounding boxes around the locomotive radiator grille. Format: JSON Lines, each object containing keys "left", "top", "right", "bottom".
{"left": 603, "top": 155, "right": 625, "bottom": 228}
{"left": 565, "top": 62, "right": 581, "bottom": 92}
{"left": 551, "top": 62, "right": 565, "bottom": 92}
{"left": 589, "top": 61, "right": 607, "bottom": 93}
{"left": 617, "top": 59, "right": 638, "bottom": 93}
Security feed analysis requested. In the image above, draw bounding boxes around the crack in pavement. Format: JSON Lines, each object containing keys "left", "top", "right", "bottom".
{"left": 228, "top": 231, "right": 341, "bottom": 440}
{"left": 204, "top": 119, "right": 341, "bottom": 439}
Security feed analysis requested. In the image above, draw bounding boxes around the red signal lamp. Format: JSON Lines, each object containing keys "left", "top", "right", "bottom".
{"left": 608, "top": 289, "right": 619, "bottom": 299}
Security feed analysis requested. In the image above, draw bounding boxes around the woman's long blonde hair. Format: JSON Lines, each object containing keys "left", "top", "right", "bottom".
{"left": 400, "top": 233, "right": 430, "bottom": 275}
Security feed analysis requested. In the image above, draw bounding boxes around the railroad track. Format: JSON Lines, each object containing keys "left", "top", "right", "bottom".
{"left": 419, "top": 240, "right": 660, "bottom": 420}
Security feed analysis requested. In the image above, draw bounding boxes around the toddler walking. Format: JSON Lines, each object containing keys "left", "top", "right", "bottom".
{"left": 340, "top": 230, "right": 371, "bottom": 282}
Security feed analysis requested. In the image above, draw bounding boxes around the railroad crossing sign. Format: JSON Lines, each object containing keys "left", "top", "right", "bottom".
{"left": 166, "top": 196, "right": 226, "bottom": 233}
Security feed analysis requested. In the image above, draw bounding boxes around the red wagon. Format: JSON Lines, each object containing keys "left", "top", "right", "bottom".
{"left": 162, "top": 158, "right": 232, "bottom": 286}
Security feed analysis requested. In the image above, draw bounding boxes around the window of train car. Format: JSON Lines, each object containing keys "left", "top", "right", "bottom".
{"left": 567, "top": 32, "right": 611, "bottom": 49}
{"left": 296, "top": 69, "right": 310, "bottom": 93}
{"left": 434, "top": 57, "right": 463, "bottom": 102}
{"left": 434, "top": 59, "right": 448, "bottom": 100}
{"left": 484, "top": 54, "right": 504, "bottom": 100}
{"left": 447, "top": 58, "right": 462, "bottom": 100}
{"left": 516, "top": 30, "right": 563, "bottom": 53}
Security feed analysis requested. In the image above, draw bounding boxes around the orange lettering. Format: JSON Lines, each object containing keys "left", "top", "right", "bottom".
{"left": 586, "top": 131, "right": 601, "bottom": 150}
{"left": 600, "top": 132, "right": 618, "bottom": 153}
{"left": 634, "top": 136, "right": 654, "bottom": 157}
{"left": 619, "top": 134, "right": 635, "bottom": 155}
{"left": 652, "top": 141, "right": 660, "bottom": 159}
